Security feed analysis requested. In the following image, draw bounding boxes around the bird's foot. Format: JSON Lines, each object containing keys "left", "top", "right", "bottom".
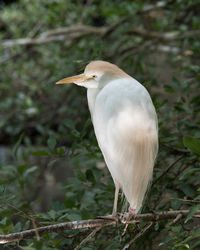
{"left": 120, "top": 208, "right": 137, "bottom": 236}
{"left": 120, "top": 208, "right": 136, "bottom": 223}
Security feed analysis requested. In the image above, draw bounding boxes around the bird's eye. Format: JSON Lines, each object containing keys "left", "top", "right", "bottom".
{"left": 92, "top": 75, "right": 96, "bottom": 78}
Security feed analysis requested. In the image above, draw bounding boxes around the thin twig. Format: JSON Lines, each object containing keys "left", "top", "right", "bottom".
{"left": 117, "top": 40, "right": 153, "bottom": 64}
{"left": 170, "top": 198, "right": 200, "bottom": 204}
{"left": 160, "top": 143, "right": 189, "bottom": 155}
{"left": 173, "top": 214, "right": 182, "bottom": 224}
{"left": 0, "top": 210, "right": 199, "bottom": 244}
{"left": 101, "top": 18, "right": 126, "bottom": 38}
{"left": 122, "top": 222, "right": 153, "bottom": 250}
{"left": 31, "top": 217, "right": 40, "bottom": 241}
{"left": 74, "top": 227, "right": 101, "bottom": 250}
{"left": 28, "top": 22, "right": 42, "bottom": 38}
{"left": 0, "top": 200, "right": 33, "bottom": 221}
{"left": 152, "top": 155, "right": 184, "bottom": 187}
{"left": 0, "top": 52, "right": 21, "bottom": 65}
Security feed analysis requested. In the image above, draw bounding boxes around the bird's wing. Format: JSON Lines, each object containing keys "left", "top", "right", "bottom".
{"left": 93, "top": 78, "right": 157, "bottom": 147}
{"left": 93, "top": 78, "right": 158, "bottom": 212}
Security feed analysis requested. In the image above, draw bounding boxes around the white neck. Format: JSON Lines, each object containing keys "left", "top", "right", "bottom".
{"left": 87, "top": 88, "right": 101, "bottom": 121}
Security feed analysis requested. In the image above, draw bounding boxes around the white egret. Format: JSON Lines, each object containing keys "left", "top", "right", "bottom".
{"left": 56, "top": 60, "right": 158, "bottom": 217}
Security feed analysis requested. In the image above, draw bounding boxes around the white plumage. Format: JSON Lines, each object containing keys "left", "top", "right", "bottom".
{"left": 56, "top": 60, "right": 158, "bottom": 215}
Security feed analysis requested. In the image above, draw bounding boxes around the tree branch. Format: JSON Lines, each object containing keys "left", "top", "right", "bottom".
{"left": 0, "top": 210, "right": 199, "bottom": 244}
{"left": 74, "top": 227, "right": 101, "bottom": 250}
{"left": 128, "top": 28, "right": 200, "bottom": 41}
{"left": 4, "top": 21, "right": 199, "bottom": 49}
{"left": 2, "top": 25, "right": 105, "bottom": 48}
{"left": 2, "top": 21, "right": 124, "bottom": 48}
{"left": 122, "top": 222, "right": 153, "bottom": 250}
{"left": 152, "top": 155, "right": 184, "bottom": 187}
{"left": 141, "top": 1, "right": 166, "bottom": 12}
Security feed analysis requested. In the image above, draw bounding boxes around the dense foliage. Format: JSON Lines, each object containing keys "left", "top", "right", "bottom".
{"left": 0, "top": 0, "right": 200, "bottom": 249}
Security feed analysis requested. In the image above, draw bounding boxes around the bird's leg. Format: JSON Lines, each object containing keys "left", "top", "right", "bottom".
{"left": 112, "top": 180, "right": 120, "bottom": 217}
{"left": 96, "top": 181, "right": 120, "bottom": 221}
{"left": 113, "top": 181, "right": 122, "bottom": 241}
{"left": 96, "top": 181, "right": 122, "bottom": 241}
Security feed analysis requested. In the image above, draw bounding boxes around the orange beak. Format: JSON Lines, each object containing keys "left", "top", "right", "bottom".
{"left": 56, "top": 74, "right": 91, "bottom": 85}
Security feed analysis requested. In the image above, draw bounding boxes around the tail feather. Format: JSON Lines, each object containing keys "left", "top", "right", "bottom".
{"left": 121, "top": 131, "right": 158, "bottom": 213}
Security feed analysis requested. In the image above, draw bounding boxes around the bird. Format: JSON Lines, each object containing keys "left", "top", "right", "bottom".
{"left": 56, "top": 60, "right": 158, "bottom": 218}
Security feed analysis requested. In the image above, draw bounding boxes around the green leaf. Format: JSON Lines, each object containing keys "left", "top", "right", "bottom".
{"left": 191, "top": 240, "right": 200, "bottom": 249}
{"left": 170, "top": 199, "right": 182, "bottom": 210}
{"left": 179, "top": 168, "right": 200, "bottom": 180}
{"left": 23, "top": 220, "right": 30, "bottom": 230}
{"left": 13, "top": 132, "right": 24, "bottom": 158}
{"left": 171, "top": 225, "right": 182, "bottom": 233}
{"left": 63, "top": 118, "right": 75, "bottom": 130}
{"left": 183, "top": 136, "right": 200, "bottom": 155}
{"left": 81, "top": 248, "right": 94, "bottom": 250}
{"left": 48, "top": 210, "right": 57, "bottom": 220}
{"left": 67, "top": 213, "right": 82, "bottom": 221}
{"left": 180, "top": 184, "right": 196, "bottom": 198}
{"left": 47, "top": 159, "right": 59, "bottom": 167}
{"left": 21, "top": 244, "right": 36, "bottom": 250}
{"left": 77, "top": 170, "right": 87, "bottom": 182}
{"left": 23, "top": 166, "right": 38, "bottom": 178}
{"left": 47, "top": 136, "right": 57, "bottom": 151}
{"left": 164, "top": 84, "right": 175, "bottom": 93}
{"left": 56, "top": 147, "right": 66, "bottom": 155}
{"left": 85, "top": 169, "right": 96, "bottom": 184}
{"left": 185, "top": 205, "right": 200, "bottom": 223}
{"left": 13, "top": 222, "right": 22, "bottom": 232}
{"left": 0, "top": 217, "right": 7, "bottom": 225}
{"left": 64, "top": 199, "right": 75, "bottom": 208}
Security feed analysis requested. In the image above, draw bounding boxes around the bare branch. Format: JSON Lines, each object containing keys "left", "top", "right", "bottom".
{"left": 40, "top": 24, "right": 106, "bottom": 38}
{"left": 117, "top": 40, "right": 153, "bottom": 64}
{"left": 0, "top": 210, "right": 199, "bottom": 244}
{"left": 153, "top": 45, "right": 180, "bottom": 54}
{"left": 0, "top": 219, "right": 114, "bottom": 244}
{"left": 2, "top": 22, "right": 120, "bottom": 48}
{"left": 141, "top": 1, "right": 166, "bottom": 12}
{"left": 170, "top": 198, "right": 200, "bottom": 204}
{"left": 4, "top": 21, "right": 199, "bottom": 49}
{"left": 152, "top": 155, "right": 184, "bottom": 187}
{"left": 2, "top": 25, "right": 105, "bottom": 48}
{"left": 74, "top": 227, "right": 101, "bottom": 250}
{"left": 129, "top": 28, "right": 200, "bottom": 41}
{"left": 122, "top": 222, "right": 153, "bottom": 250}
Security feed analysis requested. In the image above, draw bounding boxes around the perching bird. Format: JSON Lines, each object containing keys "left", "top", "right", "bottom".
{"left": 56, "top": 60, "right": 158, "bottom": 217}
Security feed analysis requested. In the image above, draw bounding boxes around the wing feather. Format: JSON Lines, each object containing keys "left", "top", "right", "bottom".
{"left": 92, "top": 78, "right": 158, "bottom": 212}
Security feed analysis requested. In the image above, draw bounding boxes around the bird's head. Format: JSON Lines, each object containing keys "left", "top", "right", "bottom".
{"left": 56, "top": 60, "right": 130, "bottom": 89}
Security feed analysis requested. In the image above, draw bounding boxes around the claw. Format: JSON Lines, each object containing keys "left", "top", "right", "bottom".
{"left": 121, "top": 209, "right": 137, "bottom": 236}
